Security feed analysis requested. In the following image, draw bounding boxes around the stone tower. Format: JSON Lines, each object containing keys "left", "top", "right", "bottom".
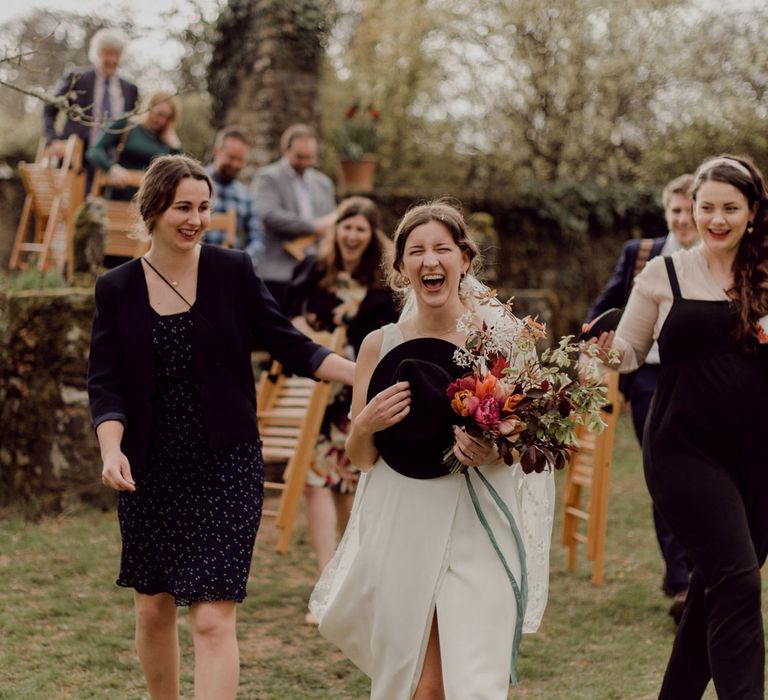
{"left": 208, "top": 0, "right": 329, "bottom": 176}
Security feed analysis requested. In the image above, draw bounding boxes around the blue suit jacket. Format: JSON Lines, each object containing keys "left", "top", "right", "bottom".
{"left": 586, "top": 236, "right": 665, "bottom": 398}
{"left": 586, "top": 237, "right": 666, "bottom": 323}
{"left": 42, "top": 66, "right": 139, "bottom": 149}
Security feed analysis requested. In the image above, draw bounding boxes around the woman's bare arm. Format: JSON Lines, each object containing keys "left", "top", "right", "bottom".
{"left": 345, "top": 329, "right": 411, "bottom": 471}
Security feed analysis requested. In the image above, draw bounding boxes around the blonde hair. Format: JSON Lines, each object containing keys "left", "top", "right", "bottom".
{"left": 139, "top": 91, "right": 181, "bottom": 138}
{"left": 661, "top": 173, "right": 694, "bottom": 208}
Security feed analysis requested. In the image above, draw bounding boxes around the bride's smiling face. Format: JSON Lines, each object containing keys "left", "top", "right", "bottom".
{"left": 400, "top": 220, "right": 469, "bottom": 308}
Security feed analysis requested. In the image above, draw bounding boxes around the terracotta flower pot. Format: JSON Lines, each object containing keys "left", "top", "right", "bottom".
{"left": 337, "top": 155, "right": 377, "bottom": 194}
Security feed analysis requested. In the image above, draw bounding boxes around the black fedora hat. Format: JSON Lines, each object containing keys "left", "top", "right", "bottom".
{"left": 367, "top": 338, "right": 467, "bottom": 479}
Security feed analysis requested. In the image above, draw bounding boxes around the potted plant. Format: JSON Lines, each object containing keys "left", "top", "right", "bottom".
{"left": 335, "top": 103, "right": 384, "bottom": 193}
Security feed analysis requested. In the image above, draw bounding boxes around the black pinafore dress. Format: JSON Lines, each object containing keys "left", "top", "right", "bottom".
{"left": 643, "top": 257, "right": 768, "bottom": 528}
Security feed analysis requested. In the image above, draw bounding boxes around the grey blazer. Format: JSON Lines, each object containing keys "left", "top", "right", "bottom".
{"left": 251, "top": 158, "right": 336, "bottom": 283}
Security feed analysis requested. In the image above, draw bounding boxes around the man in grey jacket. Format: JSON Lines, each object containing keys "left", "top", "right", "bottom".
{"left": 251, "top": 124, "right": 336, "bottom": 310}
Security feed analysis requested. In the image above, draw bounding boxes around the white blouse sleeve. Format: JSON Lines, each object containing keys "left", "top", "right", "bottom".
{"left": 613, "top": 256, "right": 670, "bottom": 373}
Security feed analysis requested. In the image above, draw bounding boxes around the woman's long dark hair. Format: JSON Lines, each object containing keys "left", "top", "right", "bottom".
{"left": 692, "top": 154, "right": 768, "bottom": 347}
{"left": 316, "top": 197, "right": 391, "bottom": 290}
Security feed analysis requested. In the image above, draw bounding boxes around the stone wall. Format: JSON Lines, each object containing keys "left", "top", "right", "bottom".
{"left": 0, "top": 287, "right": 107, "bottom": 513}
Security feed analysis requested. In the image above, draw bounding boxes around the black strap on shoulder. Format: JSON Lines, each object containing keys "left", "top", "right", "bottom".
{"left": 142, "top": 256, "right": 194, "bottom": 308}
{"left": 141, "top": 256, "right": 214, "bottom": 331}
{"left": 663, "top": 256, "right": 681, "bottom": 299}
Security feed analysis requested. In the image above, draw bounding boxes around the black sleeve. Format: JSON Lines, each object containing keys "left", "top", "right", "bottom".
{"left": 87, "top": 276, "right": 128, "bottom": 429}
{"left": 242, "top": 253, "right": 331, "bottom": 376}
{"left": 285, "top": 255, "right": 320, "bottom": 319}
{"left": 585, "top": 241, "right": 634, "bottom": 323}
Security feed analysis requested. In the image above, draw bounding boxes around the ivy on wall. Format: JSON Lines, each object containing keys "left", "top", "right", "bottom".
{"left": 207, "top": 0, "right": 333, "bottom": 128}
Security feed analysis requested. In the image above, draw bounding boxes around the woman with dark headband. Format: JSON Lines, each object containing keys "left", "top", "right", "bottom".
{"left": 590, "top": 155, "right": 768, "bottom": 699}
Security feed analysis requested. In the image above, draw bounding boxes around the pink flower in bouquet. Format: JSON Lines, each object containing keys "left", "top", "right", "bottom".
{"left": 498, "top": 415, "right": 526, "bottom": 437}
{"left": 447, "top": 374, "right": 477, "bottom": 399}
{"left": 492, "top": 378, "right": 512, "bottom": 403}
{"left": 475, "top": 395, "right": 501, "bottom": 429}
{"left": 451, "top": 389, "right": 480, "bottom": 417}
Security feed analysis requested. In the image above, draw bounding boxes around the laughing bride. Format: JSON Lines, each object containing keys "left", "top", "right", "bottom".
{"left": 309, "top": 201, "right": 555, "bottom": 700}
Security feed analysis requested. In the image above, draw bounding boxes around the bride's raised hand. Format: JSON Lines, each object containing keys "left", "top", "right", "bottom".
{"left": 453, "top": 426, "right": 496, "bottom": 467}
{"left": 355, "top": 381, "right": 411, "bottom": 435}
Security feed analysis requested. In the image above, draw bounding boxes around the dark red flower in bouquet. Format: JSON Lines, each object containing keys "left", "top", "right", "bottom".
{"left": 344, "top": 104, "right": 359, "bottom": 119}
{"left": 446, "top": 374, "right": 477, "bottom": 399}
{"left": 368, "top": 105, "right": 382, "bottom": 120}
{"left": 489, "top": 354, "right": 509, "bottom": 378}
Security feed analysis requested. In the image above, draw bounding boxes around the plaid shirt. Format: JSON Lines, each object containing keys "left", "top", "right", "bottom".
{"left": 204, "top": 166, "right": 265, "bottom": 268}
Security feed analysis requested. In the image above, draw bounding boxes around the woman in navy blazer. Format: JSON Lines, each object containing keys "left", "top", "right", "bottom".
{"left": 87, "top": 154, "right": 353, "bottom": 699}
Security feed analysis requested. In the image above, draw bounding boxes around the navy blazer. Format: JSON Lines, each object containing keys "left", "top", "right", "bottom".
{"left": 42, "top": 67, "right": 139, "bottom": 148}
{"left": 87, "top": 246, "right": 331, "bottom": 474}
{"left": 585, "top": 236, "right": 665, "bottom": 398}
{"left": 586, "top": 236, "right": 666, "bottom": 322}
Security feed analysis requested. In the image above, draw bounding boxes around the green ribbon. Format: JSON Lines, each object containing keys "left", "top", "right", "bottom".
{"left": 463, "top": 468, "right": 528, "bottom": 687}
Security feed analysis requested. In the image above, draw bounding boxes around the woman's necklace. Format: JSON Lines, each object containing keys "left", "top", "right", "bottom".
{"left": 142, "top": 252, "right": 198, "bottom": 288}
{"left": 142, "top": 256, "right": 182, "bottom": 286}
{"left": 412, "top": 321, "right": 458, "bottom": 339}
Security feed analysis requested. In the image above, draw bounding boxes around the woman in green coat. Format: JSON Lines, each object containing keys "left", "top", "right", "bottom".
{"left": 87, "top": 90, "right": 181, "bottom": 201}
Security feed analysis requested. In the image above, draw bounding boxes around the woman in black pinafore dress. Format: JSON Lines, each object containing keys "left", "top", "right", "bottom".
{"left": 593, "top": 155, "right": 768, "bottom": 699}
{"left": 87, "top": 155, "right": 354, "bottom": 699}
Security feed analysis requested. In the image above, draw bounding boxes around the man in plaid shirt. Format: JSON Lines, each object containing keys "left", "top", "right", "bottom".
{"left": 204, "top": 126, "right": 265, "bottom": 268}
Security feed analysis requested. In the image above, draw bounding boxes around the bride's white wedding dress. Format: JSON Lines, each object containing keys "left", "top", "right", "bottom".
{"left": 310, "top": 323, "right": 555, "bottom": 700}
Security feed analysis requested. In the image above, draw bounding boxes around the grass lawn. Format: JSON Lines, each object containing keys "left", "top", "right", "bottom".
{"left": 1, "top": 411, "right": 766, "bottom": 699}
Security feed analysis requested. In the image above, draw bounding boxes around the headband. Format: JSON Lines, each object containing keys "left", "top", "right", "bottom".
{"left": 702, "top": 157, "right": 752, "bottom": 179}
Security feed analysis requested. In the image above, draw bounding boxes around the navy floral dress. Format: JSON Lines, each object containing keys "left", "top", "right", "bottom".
{"left": 116, "top": 310, "right": 263, "bottom": 605}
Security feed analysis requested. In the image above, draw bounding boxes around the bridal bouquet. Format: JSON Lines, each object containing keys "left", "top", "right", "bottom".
{"left": 443, "top": 289, "right": 615, "bottom": 474}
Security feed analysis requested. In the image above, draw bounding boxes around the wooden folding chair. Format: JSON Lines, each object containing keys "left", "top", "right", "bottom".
{"left": 10, "top": 135, "right": 86, "bottom": 278}
{"left": 91, "top": 168, "right": 148, "bottom": 259}
{"left": 90, "top": 167, "right": 145, "bottom": 197}
{"left": 561, "top": 370, "right": 622, "bottom": 584}
{"left": 283, "top": 234, "right": 317, "bottom": 261}
{"left": 208, "top": 209, "right": 238, "bottom": 248}
{"left": 257, "top": 327, "right": 347, "bottom": 553}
